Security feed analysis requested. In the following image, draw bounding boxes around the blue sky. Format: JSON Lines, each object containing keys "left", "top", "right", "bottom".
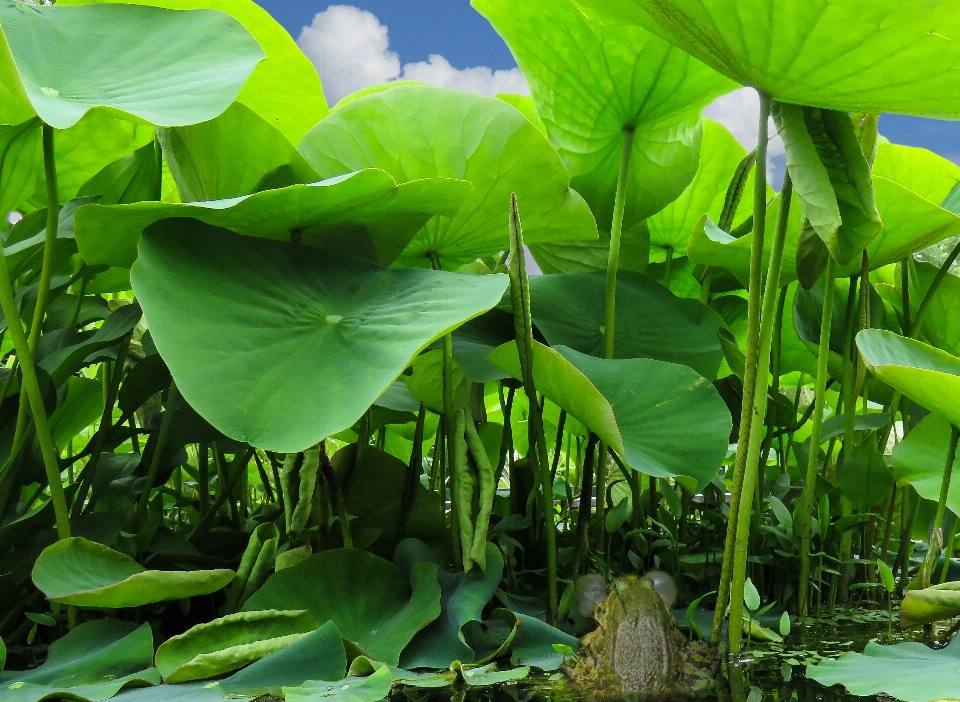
{"left": 259, "top": 1, "right": 960, "bottom": 165}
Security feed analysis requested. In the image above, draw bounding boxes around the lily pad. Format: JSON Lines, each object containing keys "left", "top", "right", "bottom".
{"left": 0, "top": 0, "right": 264, "bottom": 129}
{"left": 894, "top": 414, "right": 960, "bottom": 519}
{"left": 155, "top": 610, "right": 318, "bottom": 683}
{"left": 299, "top": 85, "right": 597, "bottom": 268}
{"left": 284, "top": 665, "right": 392, "bottom": 702}
{"left": 474, "top": 0, "right": 735, "bottom": 231}
{"left": 131, "top": 220, "right": 508, "bottom": 453}
{"left": 808, "top": 636, "right": 960, "bottom": 702}
{"left": 900, "top": 582, "right": 960, "bottom": 629}
{"left": 488, "top": 342, "right": 731, "bottom": 488}
{"left": 75, "top": 169, "right": 471, "bottom": 268}
{"left": 396, "top": 539, "right": 504, "bottom": 669}
{"left": 31, "top": 537, "right": 234, "bottom": 607}
{"left": 528, "top": 270, "right": 726, "bottom": 378}
{"left": 495, "top": 610, "right": 578, "bottom": 671}
{"left": 0, "top": 620, "right": 159, "bottom": 702}
{"left": 858, "top": 330, "right": 960, "bottom": 426}
{"left": 574, "top": 0, "right": 960, "bottom": 118}
{"left": 452, "top": 662, "right": 530, "bottom": 686}
{"left": 242, "top": 548, "right": 442, "bottom": 666}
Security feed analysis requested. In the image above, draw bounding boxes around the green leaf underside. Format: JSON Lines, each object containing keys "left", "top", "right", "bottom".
{"left": 155, "top": 610, "right": 319, "bottom": 683}
{"left": 131, "top": 221, "right": 508, "bottom": 453}
{"left": 858, "top": 329, "right": 960, "bottom": 427}
{"left": 528, "top": 270, "right": 726, "bottom": 379}
{"left": 242, "top": 549, "right": 442, "bottom": 666}
{"left": 474, "top": 0, "right": 736, "bottom": 230}
{"left": 299, "top": 85, "right": 596, "bottom": 267}
{"left": 574, "top": 0, "right": 960, "bottom": 118}
{"left": 487, "top": 341, "right": 731, "bottom": 488}
{"left": 808, "top": 636, "right": 960, "bottom": 702}
{"left": 31, "top": 537, "right": 234, "bottom": 607}
{"left": 900, "top": 583, "right": 960, "bottom": 629}
{"left": 907, "top": 261, "right": 960, "bottom": 356}
{"left": 0, "top": 0, "right": 264, "bottom": 129}
{"left": 76, "top": 169, "right": 471, "bottom": 268}
{"left": 894, "top": 414, "right": 960, "bottom": 519}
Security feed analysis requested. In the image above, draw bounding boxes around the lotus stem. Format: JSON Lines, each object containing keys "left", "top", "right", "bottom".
{"left": 318, "top": 442, "right": 353, "bottom": 548}
{"left": 135, "top": 382, "right": 180, "bottom": 525}
{"left": 838, "top": 276, "right": 859, "bottom": 603}
{"left": 603, "top": 127, "right": 635, "bottom": 360}
{"left": 712, "top": 90, "right": 771, "bottom": 644}
{"left": 188, "top": 447, "right": 255, "bottom": 540}
{"left": 921, "top": 424, "right": 959, "bottom": 588}
{"left": 909, "top": 238, "right": 960, "bottom": 338}
{"left": 727, "top": 170, "right": 793, "bottom": 654}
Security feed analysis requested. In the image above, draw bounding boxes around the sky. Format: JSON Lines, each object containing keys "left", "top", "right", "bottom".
{"left": 257, "top": 0, "right": 960, "bottom": 172}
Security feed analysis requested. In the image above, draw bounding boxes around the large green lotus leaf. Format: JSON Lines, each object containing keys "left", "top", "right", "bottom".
{"left": 906, "top": 262, "right": 960, "bottom": 356}
{"left": 62, "top": 0, "right": 327, "bottom": 143}
{"left": 76, "top": 170, "right": 471, "bottom": 269}
{"left": 155, "top": 610, "right": 318, "bottom": 683}
{"left": 299, "top": 85, "right": 597, "bottom": 268}
{"left": 131, "top": 221, "right": 507, "bottom": 452}
{"left": 807, "top": 636, "right": 960, "bottom": 702}
{"left": 528, "top": 271, "right": 725, "bottom": 378}
{"left": 473, "top": 0, "right": 736, "bottom": 230}
{"left": 488, "top": 342, "right": 731, "bottom": 488}
{"left": 395, "top": 539, "right": 504, "bottom": 669}
{"left": 837, "top": 436, "right": 893, "bottom": 512}
{"left": 687, "top": 190, "right": 801, "bottom": 286}
{"left": 159, "top": 102, "right": 319, "bottom": 203}
{"left": 647, "top": 119, "right": 760, "bottom": 260}
{"left": 873, "top": 141, "right": 960, "bottom": 205}
{"left": 242, "top": 549, "right": 442, "bottom": 666}
{"left": 0, "top": 118, "right": 40, "bottom": 213}
{"left": 900, "top": 582, "right": 960, "bottom": 629}
{"left": 893, "top": 414, "right": 960, "bottom": 519}
{"left": 529, "top": 221, "right": 651, "bottom": 276}
{"left": 858, "top": 329, "right": 960, "bottom": 426}
{"left": 284, "top": 665, "right": 392, "bottom": 702}
{"left": 573, "top": 0, "right": 960, "bottom": 118}
{"left": 0, "top": 620, "right": 160, "bottom": 702}
{"left": 495, "top": 93, "right": 547, "bottom": 136}
{"left": 31, "top": 537, "right": 234, "bottom": 607}
{"left": 0, "top": 0, "right": 264, "bottom": 129}
{"left": 78, "top": 142, "right": 162, "bottom": 207}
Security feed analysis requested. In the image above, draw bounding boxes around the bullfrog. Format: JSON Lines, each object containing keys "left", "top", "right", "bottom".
{"left": 565, "top": 575, "right": 717, "bottom": 696}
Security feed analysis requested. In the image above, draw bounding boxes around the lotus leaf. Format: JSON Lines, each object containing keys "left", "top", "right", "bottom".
{"left": 49, "top": 377, "right": 104, "bottom": 448}
{"left": 858, "top": 330, "right": 960, "bottom": 426}
{"left": 0, "top": 0, "right": 264, "bottom": 129}
{"left": 396, "top": 539, "right": 504, "bottom": 669}
{"left": 894, "top": 414, "right": 960, "bottom": 519}
{"left": 873, "top": 141, "right": 960, "bottom": 205}
{"left": 488, "top": 342, "right": 731, "bottom": 488}
{"left": 299, "top": 85, "right": 596, "bottom": 267}
{"left": 451, "top": 309, "right": 515, "bottom": 383}
{"left": 528, "top": 271, "right": 726, "bottom": 378}
{"left": 155, "top": 609, "right": 318, "bottom": 683}
{"left": 284, "top": 665, "right": 392, "bottom": 702}
{"left": 0, "top": 620, "right": 159, "bottom": 702}
{"left": 495, "top": 94, "right": 546, "bottom": 136}
{"left": 452, "top": 662, "right": 530, "bottom": 686}
{"left": 529, "top": 221, "right": 652, "bottom": 276}
{"left": 900, "top": 582, "right": 960, "bottom": 629}
{"left": 31, "top": 537, "right": 234, "bottom": 607}
{"left": 474, "top": 0, "right": 735, "bottom": 231}
{"left": 837, "top": 436, "right": 893, "bottom": 512}
{"left": 498, "top": 610, "right": 578, "bottom": 671}
{"left": 78, "top": 142, "right": 161, "bottom": 207}
{"left": 62, "top": 0, "right": 327, "bottom": 142}
{"left": 132, "top": 221, "right": 507, "bottom": 452}
{"left": 402, "top": 349, "right": 470, "bottom": 416}
{"left": 808, "top": 636, "right": 960, "bottom": 702}
{"left": 242, "top": 548, "right": 442, "bottom": 665}
{"left": 574, "top": 0, "right": 960, "bottom": 118}
{"left": 76, "top": 169, "right": 471, "bottom": 269}
{"left": 819, "top": 413, "right": 890, "bottom": 445}
{"left": 0, "top": 118, "right": 40, "bottom": 213}
{"left": 905, "top": 262, "right": 960, "bottom": 356}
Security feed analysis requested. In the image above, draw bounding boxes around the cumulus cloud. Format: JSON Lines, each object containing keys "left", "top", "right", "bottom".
{"left": 298, "top": 5, "right": 529, "bottom": 105}
{"left": 703, "top": 87, "right": 785, "bottom": 185}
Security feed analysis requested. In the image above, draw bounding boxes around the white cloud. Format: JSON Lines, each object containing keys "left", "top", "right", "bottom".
{"left": 703, "top": 87, "right": 785, "bottom": 185}
{"left": 298, "top": 5, "right": 529, "bottom": 105}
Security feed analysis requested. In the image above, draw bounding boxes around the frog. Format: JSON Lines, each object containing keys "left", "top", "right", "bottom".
{"left": 564, "top": 575, "right": 717, "bottom": 696}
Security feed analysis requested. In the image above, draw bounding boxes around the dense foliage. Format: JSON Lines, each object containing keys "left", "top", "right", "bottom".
{"left": 2, "top": 1, "right": 960, "bottom": 701}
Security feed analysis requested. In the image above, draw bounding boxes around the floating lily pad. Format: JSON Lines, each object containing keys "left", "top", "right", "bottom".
{"left": 155, "top": 610, "right": 318, "bottom": 683}
{"left": 807, "top": 636, "right": 960, "bottom": 702}
{"left": 495, "top": 610, "right": 578, "bottom": 671}
{"left": 488, "top": 342, "right": 731, "bottom": 488}
{"left": 32, "top": 537, "right": 234, "bottom": 607}
{"left": 0, "top": 620, "right": 159, "bottom": 702}
{"left": 76, "top": 169, "right": 471, "bottom": 268}
{"left": 299, "top": 85, "right": 596, "bottom": 268}
{"left": 0, "top": 0, "right": 263, "bottom": 129}
{"left": 243, "top": 548, "right": 441, "bottom": 666}
{"left": 132, "top": 220, "right": 507, "bottom": 452}
{"left": 284, "top": 665, "right": 392, "bottom": 702}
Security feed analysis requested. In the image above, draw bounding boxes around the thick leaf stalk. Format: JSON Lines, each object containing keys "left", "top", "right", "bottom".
{"left": 712, "top": 91, "right": 771, "bottom": 644}
{"left": 465, "top": 413, "right": 496, "bottom": 570}
{"left": 134, "top": 383, "right": 181, "bottom": 526}
{"left": 728, "top": 171, "right": 793, "bottom": 653}
{"left": 921, "top": 425, "right": 959, "bottom": 589}
{"left": 797, "top": 256, "right": 838, "bottom": 616}
{"left": 508, "top": 193, "right": 558, "bottom": 625}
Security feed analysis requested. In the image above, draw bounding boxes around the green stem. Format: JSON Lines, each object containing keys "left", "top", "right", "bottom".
{"left": 712, "top": 91, "right": 771, "bottom": 644}
{"left": 922, "top": 425, "right": 959, "bottom": 588}
{"left": 727, "top": 170, "right": 793, "bottom": 654}
{"left": 940, "top": 516, "right": 958, "bottom": 585}
{"left": 837, "top": 277, "right": 860, "bottom": 602}
{"left": 0, "top": 246, "right": 69, "bottom": 538}
{"left": 909, "top": 238, "right": 960, "bottom": 338}
{"left": 663, "top": 246, "right": 674, "bottom": 289}
{"left": 603, "top": 127, "right": 635, "bottom": 360}
{"left": 188, "top": 448, "right": 254, "bottom": 539}
{"left": 797, "top": 256, "right": 838, "bottom": 616}
{"left": 30, "top": 124, "right": 59, "bottom": 352}
{"left": 134, "top": 382, "right": 180, "bottom": 526}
